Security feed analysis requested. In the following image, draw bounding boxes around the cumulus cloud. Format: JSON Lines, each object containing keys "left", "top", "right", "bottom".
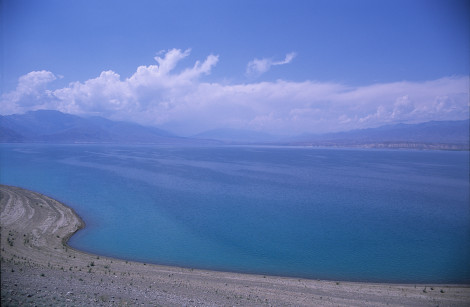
{"left": 246, "top": 52, "right": 297, "bottom": 77}
{"left": 1, "top": 70, "right": 59, "bottom": 113}
{"left": 1, "top": 49, "right": 468, "bottom": 135}
{"left": 49, "top": 48, "right": 219, "bottom": 121}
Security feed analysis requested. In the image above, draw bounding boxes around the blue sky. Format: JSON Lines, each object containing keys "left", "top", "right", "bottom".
{"left": 1, "top": 0, "right": 469, "bottom": 135}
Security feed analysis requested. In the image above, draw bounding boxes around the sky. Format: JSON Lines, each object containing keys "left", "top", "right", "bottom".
{"left": 1, "top": 0, "right": 469, "bottom": 136}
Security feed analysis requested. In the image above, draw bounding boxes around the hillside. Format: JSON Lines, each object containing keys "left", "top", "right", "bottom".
{"left": 287, "top": 120, "right": 469, "bottom": 149}
{"left": 192, "top": 128, "right": 280, "bottom": 143}
{"left": 1, "top": 110, "right": 468, "bottom": 149}
{"left": 0, "top": 110, "right": 185, "bottom": 144}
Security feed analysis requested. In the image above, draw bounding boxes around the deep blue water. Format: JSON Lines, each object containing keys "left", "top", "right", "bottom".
{"left": 1, "top": 144, "right": 469, "bottom": 283}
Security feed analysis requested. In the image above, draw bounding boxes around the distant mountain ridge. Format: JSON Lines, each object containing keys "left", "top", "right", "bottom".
{"left": 284, "top": 120, "right": 469, "bottom": 150}
{"left": 291, "top": 120, "right": 469, "bottom": 145}
{"left": 0, "top": 110, "right": 185, "bottom": 144}
{"left": 192, "top": 120, "right": 469, "bottom": 148}
{"left": 1, "top": 110, "right": 468, "bottom": 149}
{"left": 192, "top": 128, "right": 280, "bottom": 143}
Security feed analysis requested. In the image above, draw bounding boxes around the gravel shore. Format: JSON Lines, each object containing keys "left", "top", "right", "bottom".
{"left": 1, "top": 184, "right": 469, "bottom": 306}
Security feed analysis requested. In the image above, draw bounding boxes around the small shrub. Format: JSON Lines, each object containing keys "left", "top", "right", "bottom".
{"left": 99, "top": 295, "right": 108, "bottom": 302}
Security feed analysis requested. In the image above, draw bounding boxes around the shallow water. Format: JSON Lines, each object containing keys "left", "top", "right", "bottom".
{"left": 1, "top": 144, "right": 469, "bottom": 283}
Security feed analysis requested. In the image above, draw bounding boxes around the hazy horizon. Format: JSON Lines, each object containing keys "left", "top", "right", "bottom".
{"left": 1, "top": 0, "right": 469, "bottom": 136}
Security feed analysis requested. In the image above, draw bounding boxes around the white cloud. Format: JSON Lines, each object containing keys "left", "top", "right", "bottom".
{"left": 274, "top": 52, "right": 297, "bottom": 65}
{"left": 1, "top": 70, "right": 58, "bottom": 113}
{"left": 1, "top": 50, "right": 468, "bottom": 135}
{"left": 50, "top": 49, "right": 219, "bottom": 122}
{"left": 154, "top": 48, "right": 191, "bottom": 75}
{"left": 246, "top": 52, "right": 297, "bottom": 77}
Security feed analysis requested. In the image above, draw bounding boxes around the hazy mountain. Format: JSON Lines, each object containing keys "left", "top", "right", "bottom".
{"left": 0, "top": 110, "right": 185, "bottom": 144}
{"left": 192, "top": 120, "right": 469, "bottom": 148}
{"left": 0, "top": 125, "right": 26, "bottom": 143}
{"left": 1, "top": 110, "right": 468, "bottom": 149}
{"left": 192, "top": 128, "right": 280, "bottom": 143}
{"left": 288, "top": 119, "right": 469, "bottom": 149}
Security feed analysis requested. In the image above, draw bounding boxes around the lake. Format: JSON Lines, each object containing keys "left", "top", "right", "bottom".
{"left": 1, "top": 144, "right": 469, "bottom": 283}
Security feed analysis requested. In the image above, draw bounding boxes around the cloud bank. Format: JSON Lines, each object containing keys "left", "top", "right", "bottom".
{"left": 1, "top": 49, "right": 468, "bottom": 135}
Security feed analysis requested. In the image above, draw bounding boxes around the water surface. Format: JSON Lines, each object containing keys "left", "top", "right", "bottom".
{"left": 1, "top": 144, "right": 469, "bottom": 283}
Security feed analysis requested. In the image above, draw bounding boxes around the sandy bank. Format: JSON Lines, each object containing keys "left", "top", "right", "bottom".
{"left": 1, "top": 184, "right": 469, "bottom": 306}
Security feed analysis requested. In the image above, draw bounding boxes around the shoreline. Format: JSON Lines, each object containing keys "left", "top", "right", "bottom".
{"left": 1, "top": 184, "right": 469, "bottom": 306}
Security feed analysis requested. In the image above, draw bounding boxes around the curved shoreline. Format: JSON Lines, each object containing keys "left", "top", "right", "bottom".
{"left": 1, "top": 184, "right": 469, "bottom": 306}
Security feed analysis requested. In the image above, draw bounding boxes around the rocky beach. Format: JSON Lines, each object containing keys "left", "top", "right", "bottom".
{"left": 1, "top": 184, "right": 469, "bottom": 306}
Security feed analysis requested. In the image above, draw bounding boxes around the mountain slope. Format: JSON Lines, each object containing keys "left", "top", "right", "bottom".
{"left": 0, "top": 110, "right": 181, "bottom": 144}
{"left": 192, "top": 128, "right": 280, "bottom": 143}
{"left": 1, "top": 110, "right": 468, "bottom": 148}
{"left": 296, "top": 120, "right": 469, "bottom": 144}
{"left": 289, "top": 120, "right": 469, "bottom": 149}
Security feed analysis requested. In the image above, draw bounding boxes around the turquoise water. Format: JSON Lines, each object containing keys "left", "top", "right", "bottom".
{"left": 1, "top": 144, "right": 469, "bottom": 283}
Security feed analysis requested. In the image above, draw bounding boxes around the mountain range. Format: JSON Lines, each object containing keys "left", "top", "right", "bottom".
{"left": 0, "top": 110, "right": 186, "bottom": 144}
{"left": 192, "top": 128, "right": 280, "bottom": 143}
{"left": 289, "top": 120, "right": 469, "bottom": 148}
{"left": 0, "top": 110, "right": 468, "bottom": 149}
